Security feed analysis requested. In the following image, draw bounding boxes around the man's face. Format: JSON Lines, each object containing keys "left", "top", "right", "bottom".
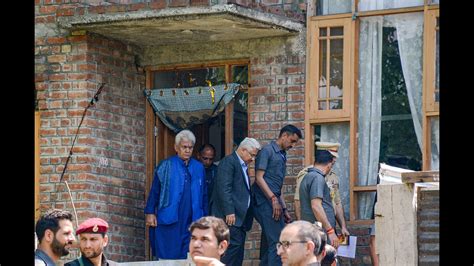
{"left": 242, "top": 147, "right": 258, "bottom": 165}
{"left": 175, "top": 139, "right": 194, "bottom": 161}
{"left": 51, "top": 219, "right": 75, "bottom": 257}
{"left": 79, "top": 233, "right": 108, "bottom": 260}
{"left": 281, "top": 133, "right": 300, "bottom": 151}
{"left": 277, "top": 226, "right": 307, "bottom": 266}
{"left": 189, "top": 228, "right": 227, "bottom": 262}
{"left": 198, "top": 148, "right": 215, "bottom": 168}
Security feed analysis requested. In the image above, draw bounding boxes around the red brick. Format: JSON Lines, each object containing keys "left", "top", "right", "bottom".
{"left": 190, "top": 0, "right": 208, "bottom": 6}
{"left": 149, "top": 0, "right": 166, "bottom": 8}
{"left": 105, "top": 5, "right": 127, "bottom": 13}
{"left": 56, "top": 8, "right": 75, "bottom": 16}
{"left": 89, "top": 6, "right": 106, "bottom": 14}
{"left": 128, "top": 3, "right": 146, "bottom": 11}
{"left": 47, "top": 37, "right": 67, "bottom": 44}
{"left": 39, "top": 5, "right": 58, "bottom": 14}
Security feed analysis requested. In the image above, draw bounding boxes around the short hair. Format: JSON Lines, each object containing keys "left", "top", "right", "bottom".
{"left": 287, "top": 221, "right": 321, "bottom": 253}
{"left": 238, "top": 137, "right": 261, "bottom": 151}
{"left": 321, "top": 245, "right": 337, "bottom": 265}
{"left": 175, "top": 129, "right": 196, "bottom": 146}
{"left": 199, "top": 143, "right": 216, "bottom": 154}
{"left": 279, "top": 124, "right": 303, "bottom": 139}
{"left": 35, "top": 209, "right": 73, "bottom": 243}
{"left": 314, "top": 224, "right": 327, "bottom": 256}
{"left": 315, "top": 150, "right": 334, "bottom": 165}
{"left": 189, "top": 216, "right": 230, "bottom": 244}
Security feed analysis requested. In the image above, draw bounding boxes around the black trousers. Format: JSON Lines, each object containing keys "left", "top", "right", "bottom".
{"left": 221, "top": 225, "right": 246, "bottom": 266}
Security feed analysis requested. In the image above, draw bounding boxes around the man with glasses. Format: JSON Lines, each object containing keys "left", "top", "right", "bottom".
{"left": 298, "top": 142, "right": 341, "bottom": 249}
{"left": 145, "top": 129, "right": 208, "bottom": 260}
{"left": 252, "top": 124, "right": 302, "bottom": 266}
{"left": 210, "top": 137, "right": 261, "bottom": 266}
{"left": 277, "top": 220, "right": 322, "bottom": 266}
{"left": 197, "top": 144, "right": 218, "bottom": 211}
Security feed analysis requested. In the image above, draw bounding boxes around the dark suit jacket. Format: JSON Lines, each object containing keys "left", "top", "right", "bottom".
{"left": 211, "top": 152, "right": 253, "bottom": 231}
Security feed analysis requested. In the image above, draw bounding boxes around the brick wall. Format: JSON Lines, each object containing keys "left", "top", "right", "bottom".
{"left": 417, "top": 189, "right": 439, "bottom": 265}
{"left": 244, "top": 55, "right": 306, "bottom": 265}
{"left": 36, "top": 3, "right": 147, "bottom": 259}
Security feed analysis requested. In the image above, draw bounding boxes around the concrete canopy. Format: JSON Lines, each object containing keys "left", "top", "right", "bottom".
{"left": 57, "top": 4, "right": 305, "bottom": 48}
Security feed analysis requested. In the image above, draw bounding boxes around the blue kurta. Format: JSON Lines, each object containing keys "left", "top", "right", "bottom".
{"left": 144, "top": 155, "right": 207, "bottom": 259}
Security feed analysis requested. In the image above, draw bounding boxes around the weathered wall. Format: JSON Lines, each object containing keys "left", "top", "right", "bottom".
{"left": 36, "top": 3, "right": 147, "bottom": 259}
{"left": 417, "top": 188, "right": 439, "bottom": 265}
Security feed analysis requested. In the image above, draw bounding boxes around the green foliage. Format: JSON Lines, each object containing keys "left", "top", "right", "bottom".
{"left": 379, "top": 27, "right": 422, "bottom": 171}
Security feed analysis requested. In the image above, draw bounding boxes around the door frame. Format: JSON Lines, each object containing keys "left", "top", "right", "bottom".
{"left": 144, "top": 59, "right": 250, "bottom": 259}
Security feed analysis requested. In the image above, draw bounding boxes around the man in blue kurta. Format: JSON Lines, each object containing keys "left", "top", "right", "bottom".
{"left": 145, "top": 129, "right": 208, "bottom": 259}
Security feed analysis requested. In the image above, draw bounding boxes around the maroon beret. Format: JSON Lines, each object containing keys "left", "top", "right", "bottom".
{"left": 76, "top": 218, "right": 109, "bottom": 235}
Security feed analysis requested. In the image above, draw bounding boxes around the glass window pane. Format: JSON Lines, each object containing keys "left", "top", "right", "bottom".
{"left": 232, "top": 65, "right": 248, "bottom": 85}
{"left": 431, "top": 0, "right": 439, "bottom": 4}
{"left": 233, "top": 90, "right": 248, "bottom": 147}
{"left": 318, "top": 101, "right": 327, "bottom": 110}
{"left": 329, "top": 100, "right": 343, "bottom": 109}
{"left": 316, "top": 0, "right": 352, "bottom": 15}
{"left": 319, "top": 39, "right": 327, "bottom": 100}
{"left": 358, "top": 16, "right": 423, "bottom": 188}
{"left": 232, "top": 65, "right": 248, "bottom": 148}
{"left": 320, "top": 28, "right": 327, "bottom": 37}
{"left": 153, "top": 67, "right": 226, "bottom": 89}
{"left": 430, "top": 117, "right": 439, "bottom": 170}
{"left": 357, "top": 191, "right": 376, "bottom": 220}
{"left": 314, "top": 123, "right": 350, "bottom": 219}
{"left": 358, "top": 0, "right": 423, "bottom": 11}
{"left": 330, "top": 27, "right": 344, "bottom": 36}
{"left": 329, "top": 39, "right": 344, "bottom": 101}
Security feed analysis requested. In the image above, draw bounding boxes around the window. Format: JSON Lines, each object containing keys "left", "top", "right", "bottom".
{"left": 308, "top": 17, "right": 352, "bottom": 121}
{"left": 306, "top": 3, "right": 439, "bottom": 222}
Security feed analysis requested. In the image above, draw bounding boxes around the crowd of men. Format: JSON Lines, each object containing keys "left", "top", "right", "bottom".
{"left": 36, "top": 124, "right": 378, "bottom": 265}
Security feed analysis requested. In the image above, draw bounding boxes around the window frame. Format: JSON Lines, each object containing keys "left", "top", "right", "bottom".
{"left": 423, "top": 8, "right": 440, "bottom": 170}
{"left": 306, "top": 2, "right": 440, "bottom": 223}
{"left": 308, "top": 17, "right": 353, "bottom": 121}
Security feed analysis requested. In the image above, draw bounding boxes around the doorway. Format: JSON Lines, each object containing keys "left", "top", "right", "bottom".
{"left": 144, "top": 60, "right": 249, "bottom": 259}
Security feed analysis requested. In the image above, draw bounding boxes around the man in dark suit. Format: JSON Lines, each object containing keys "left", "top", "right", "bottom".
{"left": 210, "top": 137, "right": 261, "bottom": 266}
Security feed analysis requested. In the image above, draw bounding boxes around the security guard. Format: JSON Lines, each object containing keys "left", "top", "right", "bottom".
{"left": 296, "top": 142, "right": 350, "bottom": 246}
{"left": 64, "top": 218, "right": 117, "bottom": 266}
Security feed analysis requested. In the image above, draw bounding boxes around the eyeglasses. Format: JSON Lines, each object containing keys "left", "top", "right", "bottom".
{"left": 179, "top": 145, "right": 194, "bottom": 151}
{"left": 276, "top": 240, "right": 307, "bottom": 250}
{"left": 246, "top": 149, "right": 258, "bottom": 159}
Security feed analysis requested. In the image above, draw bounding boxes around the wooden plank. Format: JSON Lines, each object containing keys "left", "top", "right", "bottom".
{"left": 376, "top": 184, "right": 418, "bottom": 265}
{"left": 35, "top": 111, "right": 41, "bottom": 221}
{"left": 353, "top": 185, "right": 377, "bottom": 192}
{"left": 357, "top": 6, "right": 424, "bottom": 18}
{"left": 349, "top": 17, "right": 359, "bottom": 222}
{"left": 304, "top": 18, "right": 313, "bottom": 166}
{"left": 145, "top": 59, "right": 250, "bottom": 72}
{"left": 145, "top": 71, "right": 153, "bottom": 260}
{"left": 401, "top": 171, "right": 439, "bottom": 183}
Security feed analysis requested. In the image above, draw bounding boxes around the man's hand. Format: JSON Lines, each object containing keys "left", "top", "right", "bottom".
{"left": 271, "top": 197, "right": 282, "bottom": 220}
{"left": 193, "top": 256, "right": 225, "bottom": 266}
{"left": 145, "top": 214, "right": 157, "bottom": 227}
{"left": 283, "top": 209, "right": 292, "bottom": 224}
{"left": 328, "top": 232, "right": 339, "bottom": 249}
{"left": 225, "top": 214, "right": 236, "bottom": 226}
{"left": 341, "top": 227, "right": 350, "bottom": 237}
